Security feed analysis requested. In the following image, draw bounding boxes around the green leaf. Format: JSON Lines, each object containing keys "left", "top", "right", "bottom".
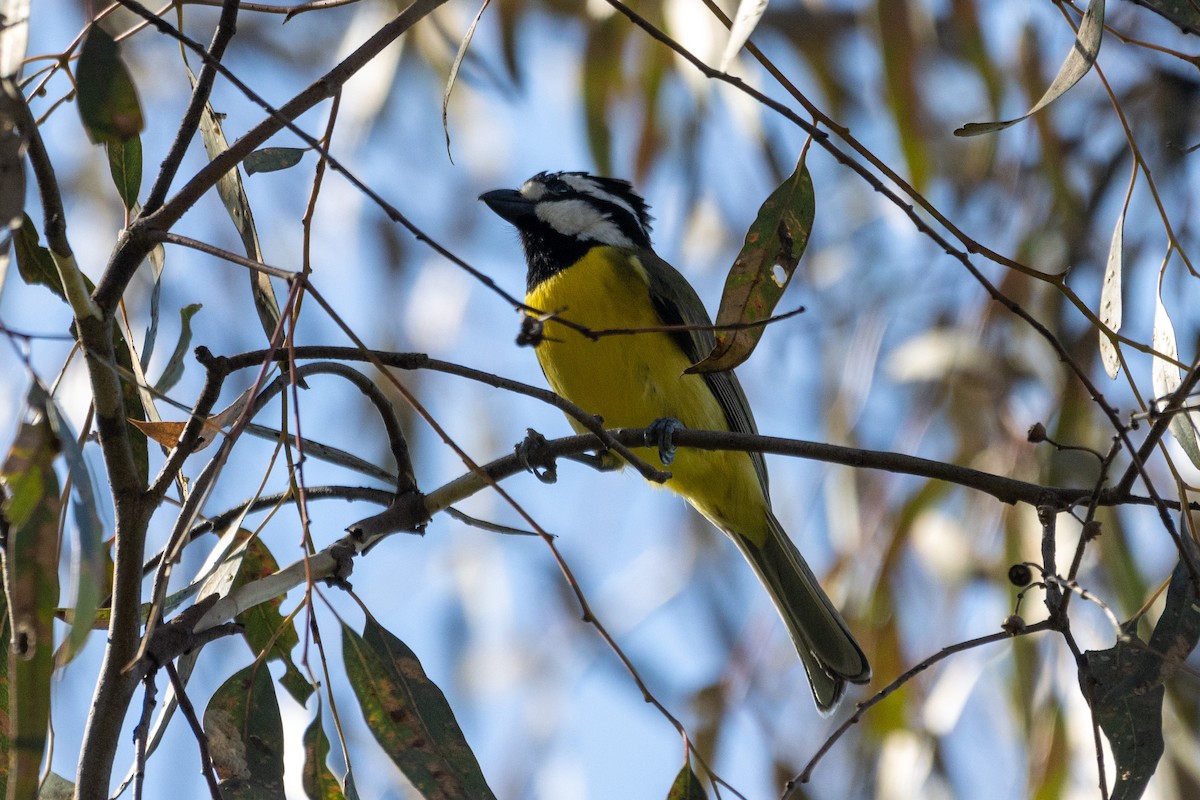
{"left": 1145, "top": 535, "right": 1200, "bottom": 682}
{"left": 0, "top": 548, "right": 10, "bottom": 796}
{"left": 342, "top": 618, "right": 496, "bottom": 800}
{"left": 37, "top": 772, "right": 74, "bottom": 799}
{"left": 302, "top": 706, "right": 346, "bottom": 800}
{"left": 232, "top": 537, "right": 313, "bottom": 704}
{"left": 203, "top": 664, "right": 285, "bottom": 799}
{"left": 185, "top": 64, "right": 281, "bottom": 343}
{"left": 12, "top": 222, "right": 149, "bottom": 483}
{"left": 1078, "top": 537, "right": 1200, "bottom": 800}
{"left": 1082, "top": 630, "right": 1163, "bottom": 800}
{"left": 687, "top": 158, "right": 814, "bottom": 374}
{"left": 581, "top": 17, "right": 626, "bottom": 178}
{"left": 955, "top": 0, "right": 1104, "bottom": 137}
{"left": 1128, "top": 0, "right": 1200, "bottom": 36}
{"left": 105, "top": 136, "right": 142, "bottom": 210}
{"left": 244, "top": 147, "right": 305, "bottom": 175}
{"left": 666, "top": 763, "right": 708, "bottom": 800}
{"left": 0, "top": 402, "right": 61, "bottom": 800}
{"left": 877, "top": 0, "right": 929, "bottom": 191}
{"left": 42, "top": 394, "right": 106, "bottom": 666}
{"left": 75, "top": 24, "right": 144, "bottom": 144}
{"left": 13, "top": 214, "right": 66, "bottom": 301}
{"left": 154, "top": 303, "right": 202, "bottom": 394}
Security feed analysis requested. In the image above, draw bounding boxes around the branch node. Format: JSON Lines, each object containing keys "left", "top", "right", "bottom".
{"left": 515, "top": 428, "right": 558, "bottom": 484}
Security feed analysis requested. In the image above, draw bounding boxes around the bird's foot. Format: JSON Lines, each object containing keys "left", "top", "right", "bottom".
{"left": 515, "top": 428, "right": 558, "bottom": 484}
{"left": 646, "top": 417, "right": 685, "bottom": 466}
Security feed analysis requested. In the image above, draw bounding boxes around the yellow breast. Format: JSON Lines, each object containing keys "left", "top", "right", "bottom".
{"left": 526, "top": 246, "right": 770, "bottom": 539}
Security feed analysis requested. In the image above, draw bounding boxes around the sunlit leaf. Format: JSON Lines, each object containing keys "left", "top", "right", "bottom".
{"left": 342, "top": 619, "right": 496, "bottom": 799}
{"left": 129, "top": 382, "right": 253, "bottom": 451}
{"left": 1150, "top": 271, "right": 1200, "bottom": 467}
{"left": 718, "top": 0, "right": 768, "bottom": 72}
{"left": 233, "top": 538, "right": 312, "bottom": 704}
{"left": 1099, "top": 202, "right": 1126, "bottom": 379}
{"left": 666, "top": 762, "right": 708, "bottom": 800}
{"left": 244, "top": 147, "right": 305, "bottom": 175}
{"left": 302, "top": 705, "right": 345, "bottom": 800}
{"left": 0, "top": 404, "right": 61, "bottom": 800}
{"left": 687, "top": 158, "right": 814, "bottom": 374}
{"left": 203, "top": 664, "right": 285, "bottom": 799}
{"left": 37, "top": 772, "right": 74, "bottom": 799}
{"left": 442, "top": 0, "right": 490, "bottom": 161}
{"left": 105, "top": 136, "right": 142, "bottom": 210}
{"left": 955, "top": 0, "right": 1104, "bottom": 136}
{"left": 0, "top": 0, "right": 31, "bottom": 78}
{"left": 154, "top": 302, "right": 202, "bottom": 393}
{"left": 75, "top": 24, "right": 144, "bottom": 144}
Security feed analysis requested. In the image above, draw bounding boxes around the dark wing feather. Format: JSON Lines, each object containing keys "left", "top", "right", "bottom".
{"left": 638, "top": 250, "right": 770, "bottom": 496}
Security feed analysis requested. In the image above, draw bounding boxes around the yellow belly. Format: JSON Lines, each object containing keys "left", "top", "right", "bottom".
{"left": 527, "top": 246, "right": 769, "bottom": 539}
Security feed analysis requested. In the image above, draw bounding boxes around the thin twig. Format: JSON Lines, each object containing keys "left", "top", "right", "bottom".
{"left": 789, "top": 621, "right": 1053, "bottom": 791}
{"left": 166, "top": 662, "right": 223, "bottom": 798}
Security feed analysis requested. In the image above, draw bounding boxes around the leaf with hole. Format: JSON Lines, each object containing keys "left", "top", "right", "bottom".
{"left": 1099, "top": 201, "right": 1125, "bottom": 379}
{"left": 687, "top": 157, "right": 814, "bottom": 374}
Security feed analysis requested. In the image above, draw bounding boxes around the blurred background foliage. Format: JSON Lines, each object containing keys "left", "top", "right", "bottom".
{"left": 4, "top": 0, "right": 1200, "bottom": 798}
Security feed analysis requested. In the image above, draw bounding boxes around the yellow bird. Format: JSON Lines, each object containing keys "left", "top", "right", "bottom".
{"left": 481, "top": 171, "right": 870, "bottom": 711}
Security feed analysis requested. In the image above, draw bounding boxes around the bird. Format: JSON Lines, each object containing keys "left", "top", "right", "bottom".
{"left": 480, "top": 171, "right": 870, "bottom": 712}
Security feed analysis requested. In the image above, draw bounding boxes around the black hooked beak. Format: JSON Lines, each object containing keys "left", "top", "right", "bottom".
{"left": 479, "top": 188, "right": 535, "bottom": 225}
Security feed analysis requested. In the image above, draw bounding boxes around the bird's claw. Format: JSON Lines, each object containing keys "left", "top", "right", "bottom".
{"left": 515, "top": 428, "right": 558, "bottom": 484}
{"left": 646, "top": 417, "right": 684, "bottom": 466}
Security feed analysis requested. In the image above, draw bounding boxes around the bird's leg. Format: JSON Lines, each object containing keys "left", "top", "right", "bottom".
{"left": 646, "top": 417, "right": 685, "bottom": 466}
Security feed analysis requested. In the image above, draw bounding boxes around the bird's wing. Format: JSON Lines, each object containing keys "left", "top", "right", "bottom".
{"left": 639, "top": 250, "right": 769, "bottom": 496}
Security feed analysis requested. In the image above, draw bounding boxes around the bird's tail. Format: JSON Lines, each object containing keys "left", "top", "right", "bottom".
{"left": 732, "top": 512, "right": 871, "bottom": 713}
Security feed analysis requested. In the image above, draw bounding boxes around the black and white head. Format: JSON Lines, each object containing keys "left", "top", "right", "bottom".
{"left": 481, "top": 171, "right": 654, "bottom": 289}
